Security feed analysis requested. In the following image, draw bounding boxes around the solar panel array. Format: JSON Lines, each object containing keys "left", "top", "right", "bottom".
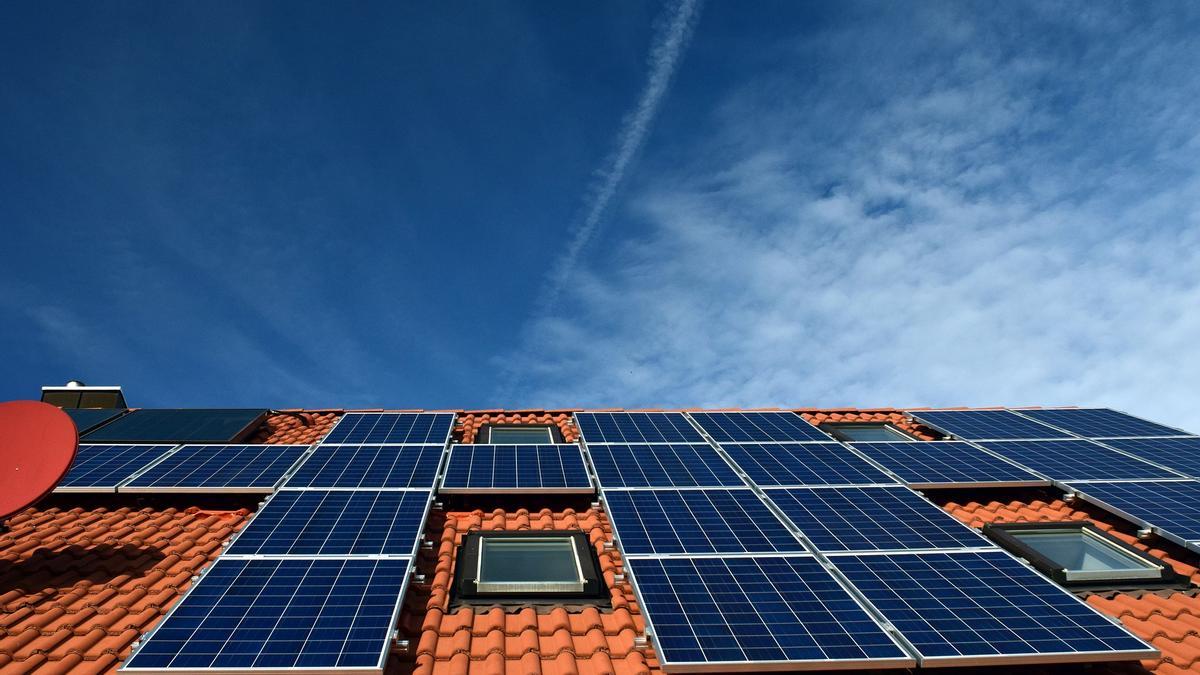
{"left": 764, "top": 487, "right": 990, "bottom": 552}
{"left": 720, "top": 442, "right": 896, "bottom": 487}
{"left": 81, "top": 408, "right": 268, "bottom": 443}
{"left": 126, "top": 412, "right": 455, "bottom": 674}
{"left": 440, "top": 444, "right": 591, "bottom": 493}
{"left": 121, "top": 444, "right": 308, "bottom": 493}
{"left": 688, "top": 411, "right": 831, "bottom": 443}
{"left": 1019, "top": 408, "right": 1187, "bottom": 439}
{"left": 1066, "top": 480, "right": 1200, "bottom": 548}
{"left": 122, "top": 558, "right": 409, "bottom": 672}
{"left": 974, "top": 439, "right": 1182, "bottom": 482}
{"left": 847, "top": 441, "right": 1045, "bottom": 488}
{"left": 226, "top": 489, "right": 430, "bottom": 556}
{"left": 832, "top": 550, "right": 1154, "bottom": 664}
{"left": 603, "top": 489, "right": 805, "bottom": 555}
{"left": 56, "top": 444, "right": 178, "bottom": 492}
{"left": 577, "top": 411, "right": 1154, "bottom": 670}
{"left": 1102, "top": 437, "right": 1200, "bottom": 479}
{"left": 64, "top": 408, "right": 127, "bottom": 435}
{"left": 912, "top": 410, "right": 1073, "bottom": 440}
{"left": 628, "top": 556, "right": 913, "bottom": 669}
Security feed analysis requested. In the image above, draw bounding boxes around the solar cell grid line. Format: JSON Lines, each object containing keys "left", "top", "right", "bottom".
{"left": 973, "top": 439, "right": 1184, "bottom": 482}
{"left": 225, "top": 489, "right": 430, "bottom": 557}
{"left": 1015, "top": 408, "right": 1190, "bottom": 439}
{"left": 283, "top": 444, "right": 444, "bottom": 489}
{"left": 121, "top": 557, "right": 411, "bottom": 673}
{"left": 911, "top": 410, "right": 1073, "bottom": 441}
{"left": 830, "top": 550, "right": 1156, "bottom": 666}
{"left": 573, "top": 412, "right": 704, "bottom": 444}
{"left": 119, "top": 444, "right": 309, "bottom": 493}
{"left": 1065, "top": 480, "right": 1200, "bottom": 546}
{"left": 603, "top": 488, "right": 805, "bottom": 555}
{"left": 688, "top": 411, "right": 831, "bottom": 443}
{"left": 626, "top": 555, "right": 914, "bottom": 670}
{"left": 763, "top": 486, "right": 992, "bottom": 553}
{"left": 440, "top": 444, "right": 591, "bottom": 493}
{"left": 320, "top": 412, "right": 455, "bottom": 445}
{"left": 847, "top": 441, "right": 1048, "bottom": 488}
{"left": 718, "top": 442, "right": 897, "bottom": 487}
{"left": 55, "top": 444, "right": 179, "bottom": 492}
{"left": 1099, "top": 437, "right": 1200, "bottom": 479}
{"left": 586, "top": 443, "right": 745, "bottom": 488}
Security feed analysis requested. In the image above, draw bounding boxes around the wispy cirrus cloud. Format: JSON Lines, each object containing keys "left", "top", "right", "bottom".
{"left": 504, "top": 2, "right": 1200, "bottom": 429}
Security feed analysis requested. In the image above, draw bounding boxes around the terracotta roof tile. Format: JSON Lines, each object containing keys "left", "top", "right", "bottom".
{"left": 247, "top": 410, "right": 340, "bottom": 444}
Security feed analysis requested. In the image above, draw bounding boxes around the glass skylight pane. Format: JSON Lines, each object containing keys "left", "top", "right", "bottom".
{"left": 1009, "top": 529, "right": 1157, "bottom": 575}
{"left": 489, "top": 427, "right": 554, "bottom": 443}
{"left": 828, "top": 424, "right": 910, "bottom": 441}
{"left": 480, "top": 538, "right": 579, "bottom": 583}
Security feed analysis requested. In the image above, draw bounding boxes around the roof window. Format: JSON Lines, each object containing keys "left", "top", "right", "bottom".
{"left": 454, "top": 531, "right": 606, "bottom": 604}
{"left": 821, "top": 423, "right": 912, "bottom": 442}
{"left": 984, "top": 521, "right": 1183, "bottom": 589}
{"left": 482, "top": 424, "right": 561, "bottom": 444}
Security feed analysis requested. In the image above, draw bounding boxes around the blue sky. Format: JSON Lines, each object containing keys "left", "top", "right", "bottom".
{"left": 3, "top": 2, "right": 1199, "bottom": 429}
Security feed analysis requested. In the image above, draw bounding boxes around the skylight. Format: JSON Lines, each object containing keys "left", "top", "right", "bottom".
{"left": 822, "top": 423, "right": 912, "bottom": 442}
{"left": 984, "top": 522, "right": 1179, "bottom": 588}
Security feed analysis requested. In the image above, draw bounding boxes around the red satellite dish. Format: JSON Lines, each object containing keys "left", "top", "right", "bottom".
{"left": 0, "top": 400, "right": 78, "bottom": 521}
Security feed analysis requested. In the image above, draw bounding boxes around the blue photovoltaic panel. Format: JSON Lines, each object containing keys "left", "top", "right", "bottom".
{"left": 81, "top": 409, "right": 267, "bottom": 443}
{"left": 1102, "top": 438, "right": 1200, "bottom": 478}
{"left": 604, "top": 489, "right": 804, "bottom": 555}
{"left": 64, "top": 408, "right": 127, "bottom": 434}
{"left": 587, "top": 443, "right": 743, "bottom": 488}
{"left": 720, "top": 442, "right": 896, "bottom": 486}
{"left": 1067, "top": 480, "right": 1200, "bottom": 543}
{"left": 321, "top": 412, "right": 454, "bottom": 445}
{"left": 913, "top": 410, "right": 1072, "bottom": 440}
{"left": 284, "top": 444, "right": 443, "bottom": 489}
{"left": 121, "top": 444, "right": 308, "bottom": 492}
{"left": 848, "top": 441, "right": 1046, "bottom": 487}
{"left": 974, "top": 439, "right": 1181, "bottom": 481}
{"left": 226, "top": 489, "right": 429, "bottom": 556}
{"left": 57, "top": 444, "right": 177, "bottom": 491}
{"left": 1020, "top": 408, "right": 1187, "bottom": 439}
{"left": 122, "top": 557, "right": 409, "bottom": 672}
{"left": 628, "top": 556, "right": 912, "bottom": 669}
{"left": 764, "top": 486, "right": 990, "bottom": 552}
{"left": 574, "top": 412, "right": 703, "bottom": 444}
{"left": 833, "top": 550, "right": 1154, "bottom": 664}
{"left": 440, "top": 444, "right": 591, "bottom": 492}
{"left": 689, "top": 411, "right": 830, "bottom": 443}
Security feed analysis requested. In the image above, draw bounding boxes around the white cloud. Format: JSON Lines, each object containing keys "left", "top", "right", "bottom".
{"left": 504, "top": 3, "right": 1200, "bottom": 430}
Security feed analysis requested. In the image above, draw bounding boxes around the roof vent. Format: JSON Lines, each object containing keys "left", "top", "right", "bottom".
{"left": 41, "top": 381, "right": 127, "bottom": 409}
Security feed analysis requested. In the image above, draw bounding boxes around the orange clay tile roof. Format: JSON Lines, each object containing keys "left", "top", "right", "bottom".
{"left": 3, "top": 407, "right": 1197, "bottom": 675}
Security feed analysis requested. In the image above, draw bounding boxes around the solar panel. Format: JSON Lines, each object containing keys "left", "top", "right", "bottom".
{"left": 64, "top": 408, "right": 127, "bottom": 434}
{"left": 122, "top": 557, "right": 409, "bottom": 672}
{"left": 120, "top": 444, "right": 308, "bottom": 493}
{"left": 587, "top": 443, "right": 743, "bottom": 488}
{"left": 1102, "top": 437, "right": 1200, "bottom": 478}
{"left": 321, "top": 412, "right": 454, "bottom": 445}
{"left": 719, "top": 442, "right": 896, "bottom": 486}
{"left": 627, "top": 555, "right": 913, "bottom": 670}
{"left": 574, "top": 412, "right": 703, "bottom": 444}
{"left": 604, "top": 489, "right": 804, "bottom": 555}
{"left": 225, "top": 489, "right": 430, "bottom": 556}
{"left": 974, "top": 439, "right": 1181, "bottom": 481}
{"left": 763, "top": 486, "right": 990, "bottom": 552}
{"left": 689, "top": 411, "right": 830, "bottom": 443}
{"left": 440, "top": 444, "right": 591, "bottom": 493}
{"left": 912, "top": 410, "right": 1072, "bottom": 440}
{"left": 56, "top": 444, "right": 178, "bottom": 492}
{"left": 81, "top": 408, "right": 267, "bottom": 443}
{"left": 1067, "top": 480, "right": 1200, "bottom": 544}
{"left": 847, "top": 441, "right": 1046, "bottom": 488}
{"left": 283, "top": 444, "right": 443, "bottom": 489}
{"left": 832, "top": 550, "right": 1154, "bottom": 665}
{"left": 1019, "top": 408, "right": 1187, "bottom": 438}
